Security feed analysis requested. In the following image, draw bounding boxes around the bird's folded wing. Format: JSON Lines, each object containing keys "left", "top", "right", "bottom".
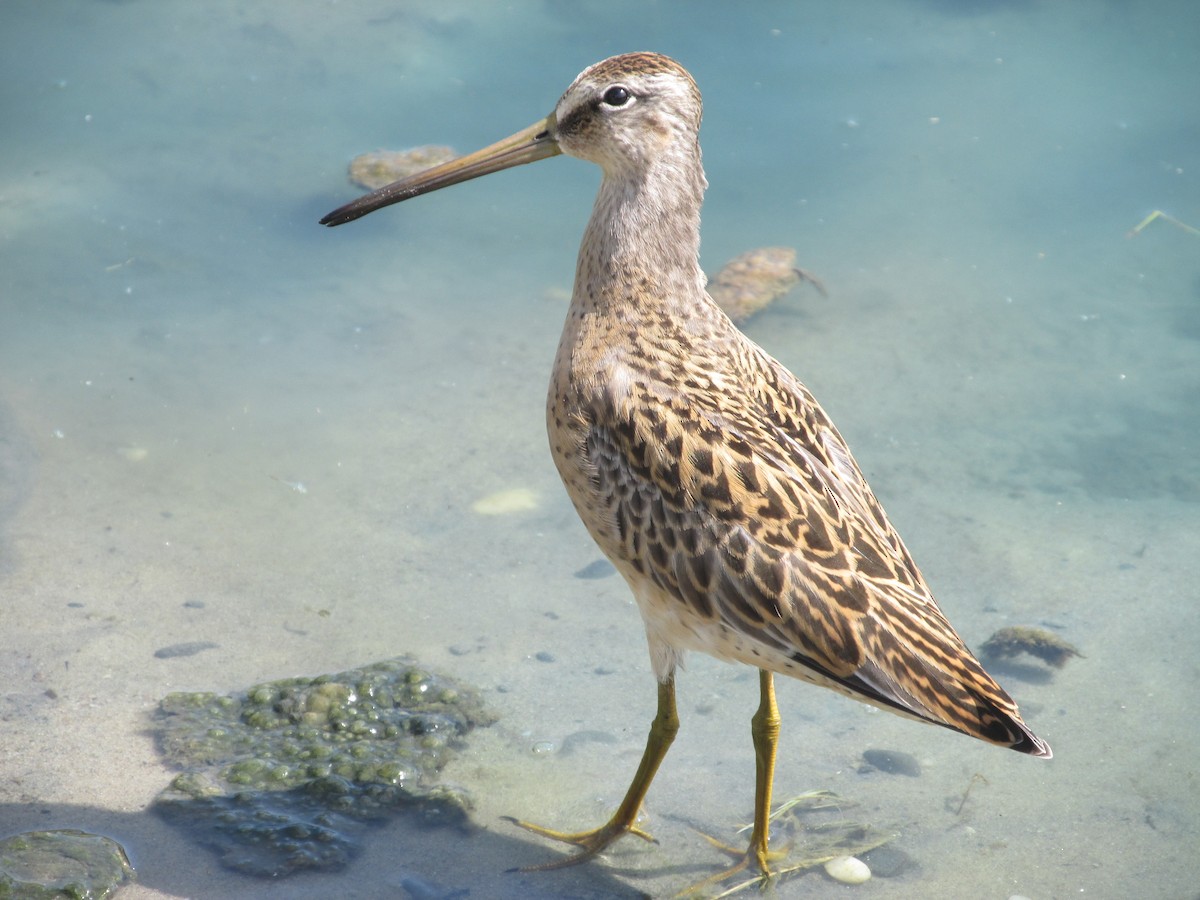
{"left": 586, "top": 350, "right": 1048, "bottom": 753}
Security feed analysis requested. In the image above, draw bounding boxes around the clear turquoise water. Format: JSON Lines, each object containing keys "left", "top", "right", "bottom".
{"left": 2, "top": 2, "right": 1197, "bottom": 898}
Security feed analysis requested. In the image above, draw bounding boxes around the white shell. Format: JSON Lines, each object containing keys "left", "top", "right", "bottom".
{"left": 824, "top": 855, "right": 872, "bottom": 884}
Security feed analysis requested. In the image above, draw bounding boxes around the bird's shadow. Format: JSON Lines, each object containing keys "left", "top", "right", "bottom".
{"left": 0, "top": 800, "right": 650, "bottom": 899}
{"left": 980, "top": 658, "right": 1057, "bottom": 685}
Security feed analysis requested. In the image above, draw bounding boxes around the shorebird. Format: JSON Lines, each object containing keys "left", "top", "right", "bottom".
{"left": 322, "top": 51, "right": 1051, "bottom": 885}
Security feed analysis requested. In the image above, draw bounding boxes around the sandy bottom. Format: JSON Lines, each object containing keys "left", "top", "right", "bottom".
{"left": 2, "top": 1, "right": 1198, "bottom": 897}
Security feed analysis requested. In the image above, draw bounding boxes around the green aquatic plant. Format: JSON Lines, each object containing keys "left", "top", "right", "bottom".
{"left": 0, "top": 830, "right": 134, "bottom": 900}
{"left": 152, "top": 657, "right": 493, "bottom": 877}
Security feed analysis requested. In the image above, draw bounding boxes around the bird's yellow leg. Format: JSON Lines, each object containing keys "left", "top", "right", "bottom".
{"left": 748, "top": 668, "right": 782, "bottom": 873}
{"left": 505, "top": 675, "right": 680, "bottom": 870}
{"left": 680, "top": 670, "right": 787, "bottom": 896}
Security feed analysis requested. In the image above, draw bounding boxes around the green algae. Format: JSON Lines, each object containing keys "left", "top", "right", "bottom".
{"left": 151, "top": 657, "right": 493, "bottom": 877}
{"left": 0, "top": 830, "right": 134, "bottom": 900}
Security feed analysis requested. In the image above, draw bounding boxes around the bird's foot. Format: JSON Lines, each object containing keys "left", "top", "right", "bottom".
{"left": 502, "top": 814, "right": 656, "bottom": 871}
{"left": 670, "top": 831, "right": 791, "bottom": 897}
{"left": 679, "top": 791, "right": 892, "bottom": 897}
{"left": 696, "top": 829, "right": 792, "bottom": 865}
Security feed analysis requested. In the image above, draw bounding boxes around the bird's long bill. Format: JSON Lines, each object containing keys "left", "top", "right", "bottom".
{"left": 319, "top": 115, "right": 560, "bottom": 227}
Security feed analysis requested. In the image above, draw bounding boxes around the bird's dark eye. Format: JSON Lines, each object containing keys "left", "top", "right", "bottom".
{"left": 602, "top": 85, "right": 631, "bottom": 107}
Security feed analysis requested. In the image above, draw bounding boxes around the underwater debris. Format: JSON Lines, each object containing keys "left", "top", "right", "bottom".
{"left": 950, "top": 772, "right": 989, "bottom": 816}
{"left": 706, "top": 247, "right": 826, "bottom": 324}
{"left": 0, "top": 830, "right": 134, "bottom": 899}
{"left": 349, "top": 147, "right": 459, "bottom": 191}
{"left": 980, "top": 626, "right": 1082, "bottom": 669}
{"left": 152, "top": 657, "right": 493, "bottom": 877}
{"left": 470, "top": 487, "right": 538, "bottom": 515}
{"left": 1126, "top": 209, "right": 1200, "bottom": 238}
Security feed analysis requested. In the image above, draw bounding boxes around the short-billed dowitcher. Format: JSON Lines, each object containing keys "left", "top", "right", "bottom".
{"left": 322, "top": 51, "right": 1050, "bottom": 884}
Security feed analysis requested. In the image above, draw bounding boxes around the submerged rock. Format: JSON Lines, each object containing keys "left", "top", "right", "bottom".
{"left": 706, "top": 247, "right": 826, "bottom": 324}
{"left": 348, "top": 147, "right": 458, "bottom": 191}
{"left": 152, "top": 657, "right": 493, "bottom": 877}
{"left": 0, "top": 829, "right": 134, "bottom": 899}
{"left": 980, "top": 626, "right": 1082, "bottom": 669}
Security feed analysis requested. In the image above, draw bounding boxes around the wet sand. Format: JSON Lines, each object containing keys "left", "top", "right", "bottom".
{"left": 2, "top": 1, "right": 1198, "bottom": 897}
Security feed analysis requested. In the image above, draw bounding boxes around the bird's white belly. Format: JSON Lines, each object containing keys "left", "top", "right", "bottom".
{"left": 624, "top": 570, "right": 887, "bottom": 708}
{"left": 626, "top": 573, "right": 766, "bottom": 682}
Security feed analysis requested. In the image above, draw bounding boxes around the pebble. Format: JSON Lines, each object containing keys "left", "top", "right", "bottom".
{"left": 154, "top": 641, "right": 219, "bottom": 659}
{"left": 574, "top": 559, "right": 616, "bottom": 579}
{"left": 399, "top": 873, "right": 468, "bottom": 900}
{"left": 399, "top": 873, "right": 469, "bottom": 900}
{"left": 861, "top": 747, "right": 921, "bottom": 777}
{"left": 824, "top": 855, "right": 871, "bottom": 884}
{"left": 861, "top": 844, "right": 915, "bottom": 877}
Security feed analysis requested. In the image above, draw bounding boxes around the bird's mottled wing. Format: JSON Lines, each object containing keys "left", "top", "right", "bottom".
{"left": 586, "top": 341, "right": 1048, "bottom": 755}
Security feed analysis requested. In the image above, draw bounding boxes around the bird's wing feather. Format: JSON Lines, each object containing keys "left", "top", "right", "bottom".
{"left": 586, "top": 343, "right": 1048, "bottom": 754}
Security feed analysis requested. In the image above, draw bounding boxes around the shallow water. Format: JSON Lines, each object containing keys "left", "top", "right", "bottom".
{"left": 2, "top": 1, "right": 1198, "bottom": 897}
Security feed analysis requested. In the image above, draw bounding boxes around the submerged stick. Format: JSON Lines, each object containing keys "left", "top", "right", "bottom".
{"left": 1127, "top": 209, "right": 1200, "bottom": 238}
